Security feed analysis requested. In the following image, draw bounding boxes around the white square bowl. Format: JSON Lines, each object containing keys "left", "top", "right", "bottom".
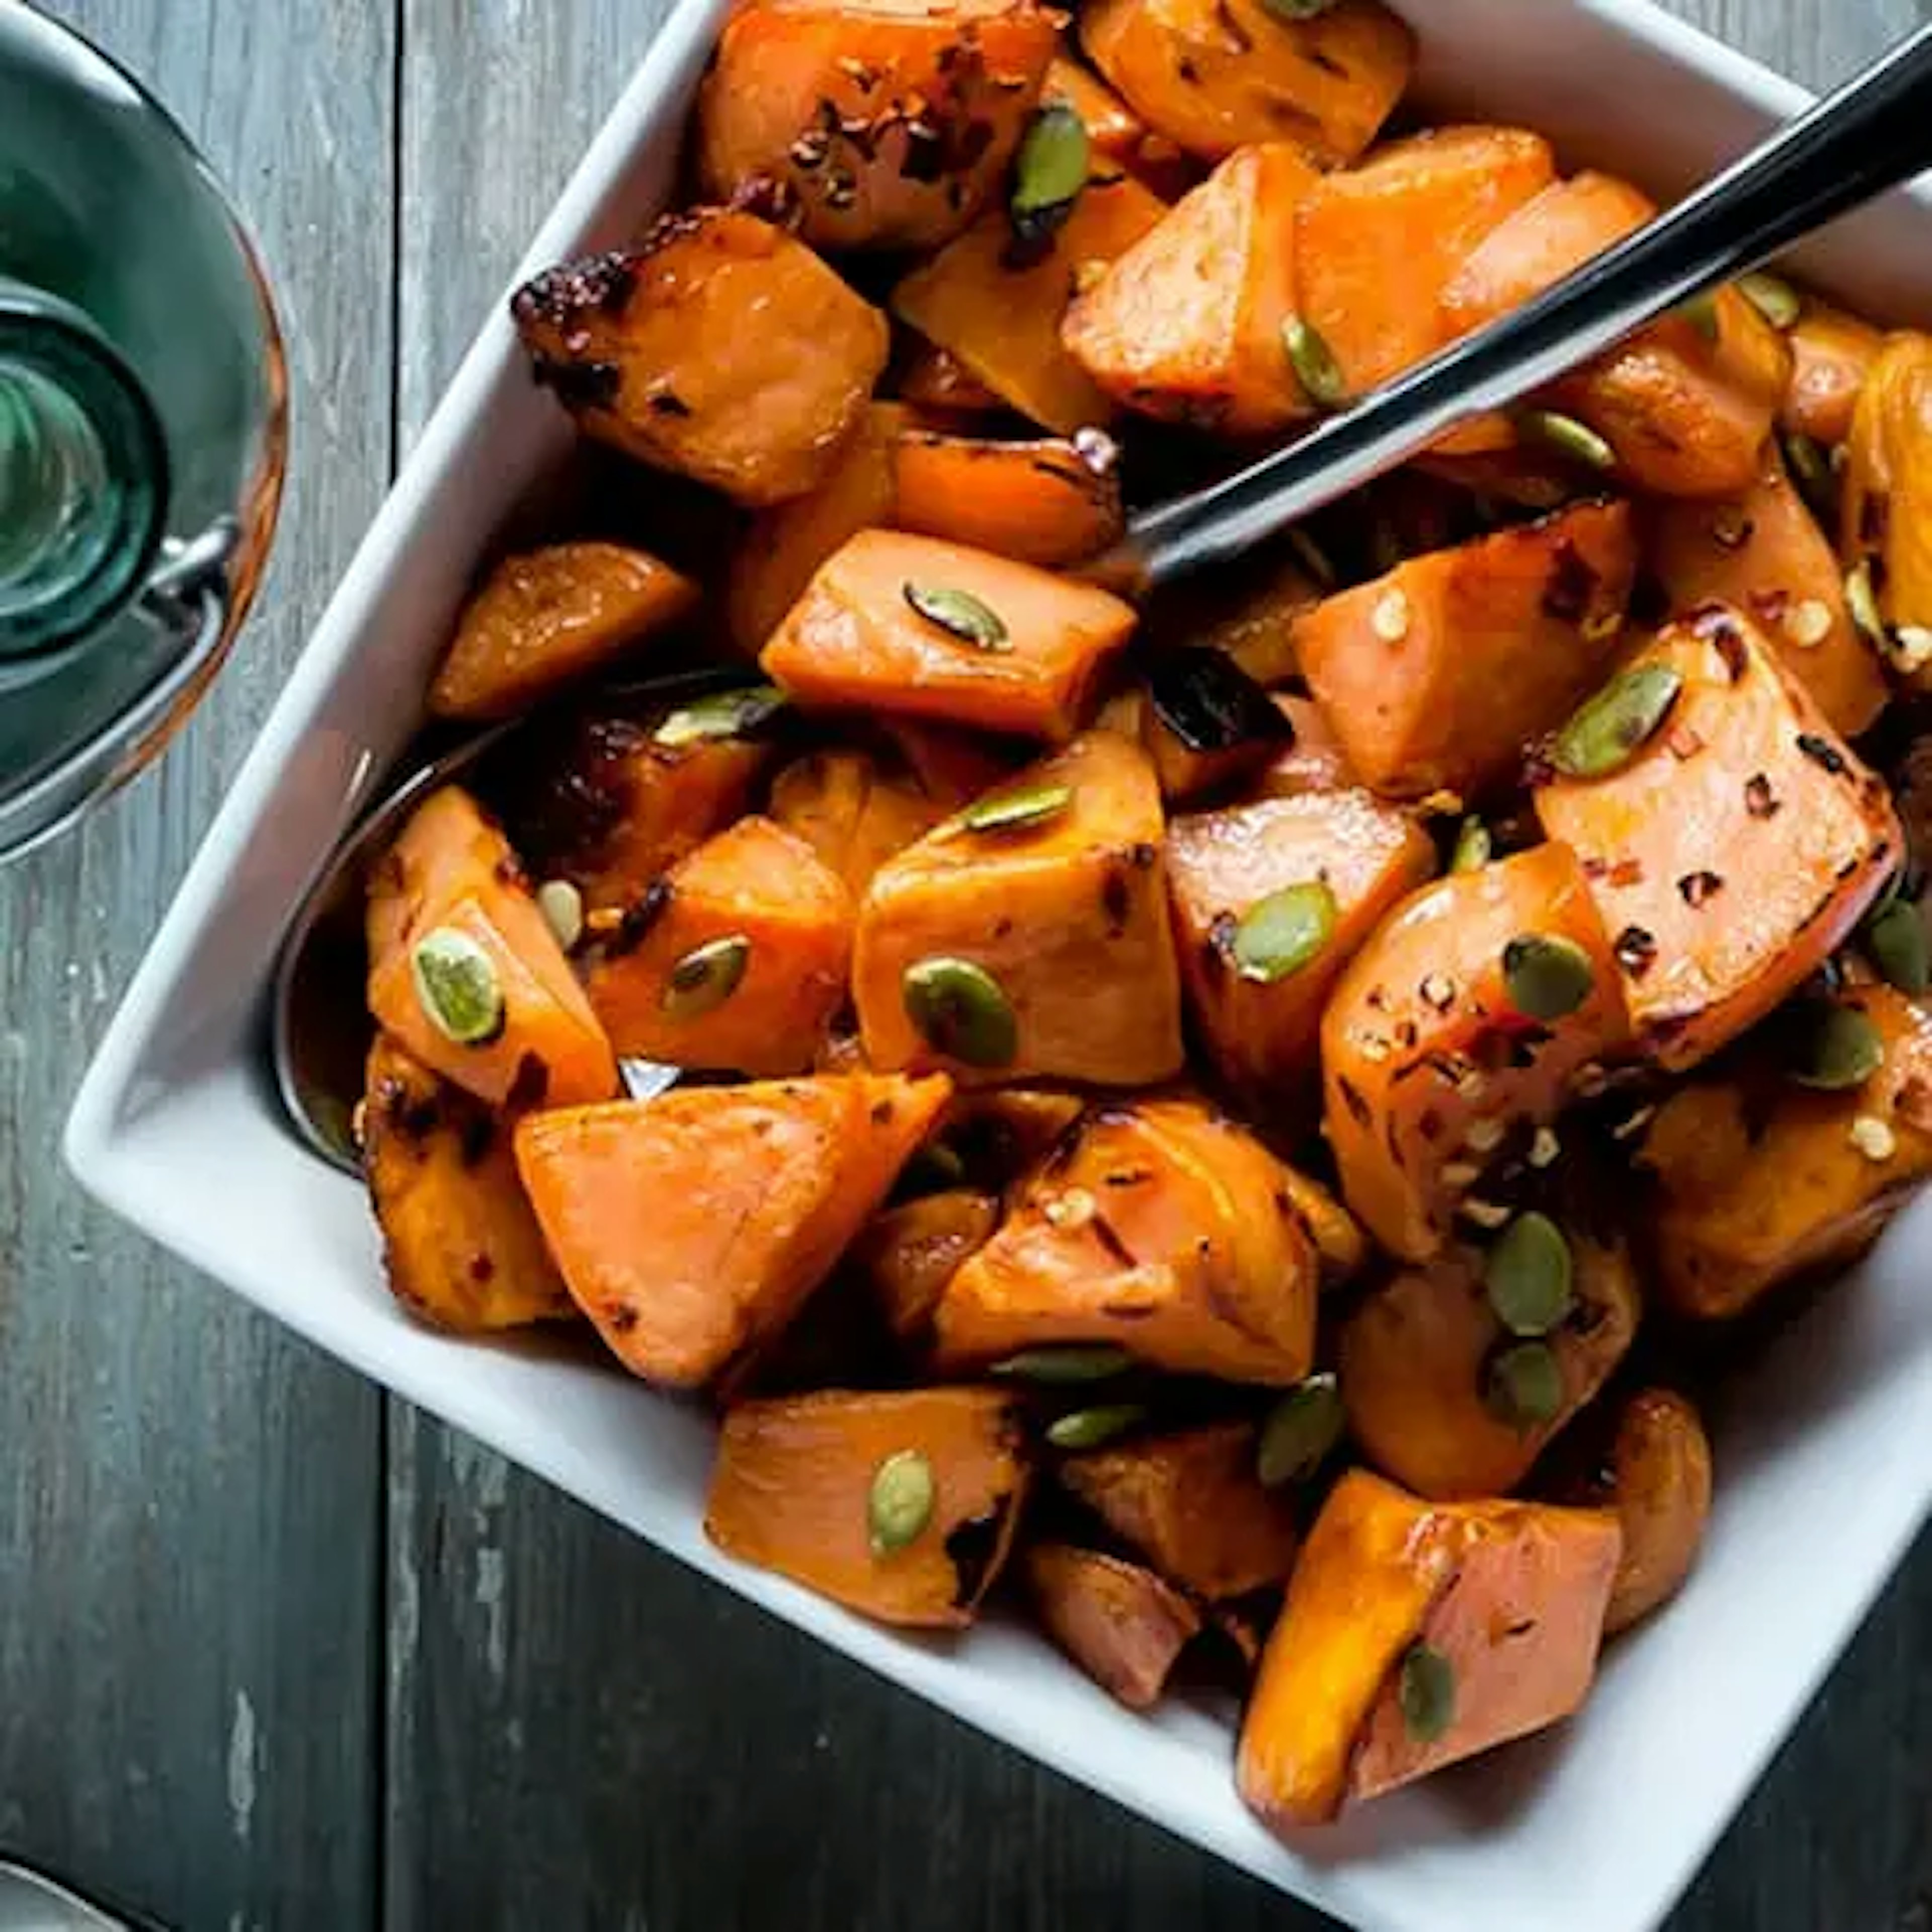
{"left": 64, "top": 5, "right": 1932, "bottom": 1928}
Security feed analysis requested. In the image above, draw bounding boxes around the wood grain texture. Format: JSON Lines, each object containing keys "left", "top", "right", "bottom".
{"left": 0, "top": 4, "right": 393, "bottom": 1928}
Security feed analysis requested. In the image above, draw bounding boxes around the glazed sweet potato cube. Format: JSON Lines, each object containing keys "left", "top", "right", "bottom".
{"left": 1237, "top": 1469, "right": 1620, "bottom": 1827}
{"left": 852, "top": 732, "right": 1183, "bottom": 1083}
{"left": 1025, "top": 1543, "right": 1202, "bottom": 1709}
{"left": 891, "top": 173, "right": 1168, "bottom": 434}
{"left": 1636, "top": 982, "right": 1932, "bottom": 1319}
{"left": 696, "top": 0, "right": 1061, "bottom": 253}
{"left": 516, "top": 1071, "right": 951, "bottom": 1386}
{"left": 1647, "top": 440, "right": 1887, "bottom": 738}
{"left": 511, "top": 212, "right": 890, "bottom": 507}
{"left": 1783, "top": 296, "right": 1882, "bottom": 445}
{"left": 1339, "top": 1227, "right": 1640, "bottom": 1499}
{"left": 851, "top": 1187, "right": 1001, "bottom": 1340}
{"left": 706, "top": 1386, "right": 1030, "bottom": 1626}
{"left": 366, "top": 786, "right": 619, "bottom": 1110}
{"left": 583, "top": 816, "right": 854, "bottom": 1075}
{"left": 1321, "top": 842, "right": 1630, "bottom": 1260}
{"left": 1292, "top": 499, "right": 1638, "bottom": 802}
{"left": 1132, "top": 647, "right": 1294, "bottom": 803}
{"left": 1080, "top": 0, "right": 1413, "bottom": 167}
{"left": 1167, "top": 787, "right": 1436, "bottom": 1103}
{"left": 769, "top": 745, "right": 954, "bottom": 895}
{"left": 1294, "top": 126, "right": 1554, "bottom": 399}
{"left": 361, "top": 1036, "right": 575, "bottom": 1333}
{"left": 1841, "top": 331, "right": 1932, "bottom": 686}
{"left": 892, "top": 426, "right": 1124, "bottom": 564}
{"left": 933, "top": 1096, "right": 1319, "bottom": 1383}
{"left": 428, "top": 542, "right": 700, "bottom": 721}
{"left": 1058, "top": 1419, "right": 1299, "bottom": 1597}
{"left": 1061, "top": 144, "right": 1323, "bottom": 436}
{"left": 763, "top": 529, "right": 1137, "bottom": 742}
{"left": 1536, "top": 608, "right": 1901, "bottom": 1069}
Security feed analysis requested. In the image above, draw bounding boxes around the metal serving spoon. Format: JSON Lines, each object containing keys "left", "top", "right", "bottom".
{"left": 270, "top": 20, "right": 1932, "bottom": 1173}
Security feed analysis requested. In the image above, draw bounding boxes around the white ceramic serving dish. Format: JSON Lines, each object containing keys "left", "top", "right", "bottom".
{"left": 65, "top": 5, "right": 1932, "bottom": 1928}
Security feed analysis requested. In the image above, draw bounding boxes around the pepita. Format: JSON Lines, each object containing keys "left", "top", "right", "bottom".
{"left": 1865, "top": 897, "right": 1930, "bottom": 995}
{"left": 1283, "top": 314, "right": 1346, "bottom": 409}
{"left": 1232, "top": 881, "right": 1338, "bottom": 983}
{"left": 903, "top": 955, "right": 1020, "bottom": 1067}
{"left": 1011, "top": 102, "right": 1089, "bottom": 241}
{"left": 1484, "top": 1212, "right": 1575, "bottom": 1338}
{"left": 1786, "top": 999, "right": 1885, "bottom": 1091}
{"left": 1260, "top": 0, "right": 1339, "bottom": 15}
{"left": 1484, "top": 1338, "right": 1566, "bottom": 1431}
{"left": 661, "top": 934, "right": 751, "bottom": 1020}
{"left": 868, "top": 1449, "right": 936, "bottom": 1555}
{"left": 1450, "top": 816, "right": 1492, "bottom": 874}
{"left": 1738, "top": 270, "right": 1802, "bottom": 330}
{"left": 992, "top": 1343, "right": 1134, "bottom": 1384}
{"left": 411, "top": 927, "right": 506, "bottom": 1046}
{"left": 1256, "top": 1373, "right": 1346, "bottom": 1488}
{"left": 1781, "top": 430, "right": 1838, "bottom": 520}
{"left": 1676, "top": 290, "right": 1720, "bottom": 342}
{"left": 1516, "top": 408, "right": 1617, "bottom": 472}
{"left": 1398, "top": 1642, "right": 1456, "bottom": 1744}
{"left": 654, "top": 683, "right": 788, "bottom": 748}
{"left": 955, "top": 781, "right": 1074, "bottom": 836}
{"left": 904, "top": 581, "right": 1011, "bottom": 651}
{"left": 536, "top": 877, "right": 585, "bottom": 952}
{"left": 1045, "top": 1402, "right": 1148, "bottom": 1451}
{"left": 1502, "top": 932, "right": 1595, "bottom": 1021}
{"left": 1550, "top": 664, "right": 1683, "bottom": 778}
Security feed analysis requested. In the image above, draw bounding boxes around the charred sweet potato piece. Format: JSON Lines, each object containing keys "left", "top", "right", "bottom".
{"left": 1237, "top": 1469, "right": 1620, "bottom": 1827}
{"left": 583, "top": 816, "right": 854, "bottom": 1074}
{"left": 361, "top": 1036, "right": 575, "bottom": 1333}
{"left": 1167, "top": 787, "right": 1436, "bottom": 1103}
{"left": 763, "top": 529, "right": 1138, "bottom": 742}
{"left": 892, "top": 426, "right": 1124, "bottom": 563}
{"left": 894, "top": 340, "right": 1006, "bottom": 418}
{"left": 891, "top": 173, "right": 1168, "bottom": 433}
{"left": 1131, "top": 647, "right": 1294, "bottom": 803}
{"left": 1339, "top": 1228, "right": 1640, "bottom": 1500}
{"left": 1636, "top": 982, "right": 1932, "bottom": 1319}
{"left": 1061, "top": 144, "right": 1322, "bottom": 436}
{"left": 1025, "top": 1543, "right": 1202, "bottom": 1708}
{"left": 1041, "top": 53, "right": 1189, "bottom": 196}
{"left": 1294, "top": 126, "right": 1554, "bottom": 399}
{"left": 1783, "top": 297, "right": 1883, "bottom": 446}
{"left": 853, "top": 732, "right": 1183, "bottom": 1083}
{"left": 429, "top": 542, "right": 700, "bottom": 721}
{"left": 1322, "top": 842, "right": 1630, "bottom": 1260}
{"left": 1080, "top": 0, "right": 1413, "bottom": 167}
{"left": 516, "top": 1072, "right": 950, "bottom": 1386}
{"left": 512, "top": 213, "right": 890, "bottom": 507}
{"left": 1840, "top": 331, "right": 1932, "bottom": 685}
{"left": 769, "top": 745, "right": 955, "bottom": 895}
{"left": 1058, "top": 1419, "right": 1299, "bottom": 1597}
{"left": 852, "top": 1187, "right": 1001, "bottom": 1340}
{"left": 366, "top": 786, "right": 619, "bottom": 1110}
{"left": 1536, "top": 609, "right": 1901, "bottom": 1070}
{"left": 706, "top": 1386, "right": 1030, "bottom": 1626}
{"left": 696, "top": 0, "right": 1061, "bottom": 253}
{"left": 1142, "top": 541, "right": 1323, "bottom": 693}
{"left": 933, "top": 1096, "right": 1319, "bottom": 1383}
{"left": 1292, "top": 500, "right": 1637, "bottom": 802}
{"left": 1647, "top": 440, "right": 1887, "bottom": 738}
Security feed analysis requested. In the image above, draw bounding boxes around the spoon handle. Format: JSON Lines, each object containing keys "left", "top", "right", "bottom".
{"left": 1106, "top": 20, "right": 1932, "bottom": 594}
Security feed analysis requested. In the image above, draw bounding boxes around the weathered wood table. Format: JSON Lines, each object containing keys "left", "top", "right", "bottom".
{"left": 1, "top": 1, "right": 1927, "bottom": 1925}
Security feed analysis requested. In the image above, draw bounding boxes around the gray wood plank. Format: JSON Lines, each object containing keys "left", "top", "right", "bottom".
{"left": 0, "top": 4, "right": 395, "bottom": 1928}
{"left": 385, "top": 5, "right": 1932, "bottom": 1931}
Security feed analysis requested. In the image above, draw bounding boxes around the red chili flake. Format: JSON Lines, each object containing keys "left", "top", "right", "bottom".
{"left": 1747, "top": 587, "right": 1791, "bottom": 625}
{"left": 1797, "top": 732, "right": 1848, "bottom": 775}
{"left": 1678, "top": 870, "right": 1725, "bottom": 908}
{"left": 1608, "top": 856, "right": 1644, "bottom": 889}
{"left": 1395, "top": 1019, "right": 1420, "bottom": 1050}
{"left": 1710, "top": 509, "right": 1755, "bottom": 550}
{"left": 1614, "top": 925, "right": 1658, "bottom": 977}
{"left": 1744, "top": 772, "right": 1781, "bottom": 819}
{"left": 1666, "top": 723, "right": 1706, "bottom": 761}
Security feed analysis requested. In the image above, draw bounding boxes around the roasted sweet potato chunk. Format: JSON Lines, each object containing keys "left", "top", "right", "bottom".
{"left": 515, "top": 1072, "right": 951, "bottom": 1385}
{"left": 1080, "top": 0, "right": 1413, "bottom": 167}
{"left": 1840, "top": 330, "right": 1932, "bottom": 686}
{"left": 429, "top": 542, "right": 700, "bottom": 721}
{"left": 361, "top": 1036, "right": 575, "bottom": 1333}
{"left": 1025, "top": 1543, "right": 1202, "bottom": 1708}
{"left": 853, "top": 732, "right": 1183, "bottom": 1084}
{"left": 1237, "top": 1469, "right": 1620, "bottom": 1826}
{"left": 583, "top": 815, "right": 854, "bottom": 1074}
{"left": 892, "top": 426, "right": 1124, "bottom": 563}
{"left": 1128, "top": 647, "right": 1293, "bottom": 803}
{"left": 933, "top": 1096, "right": 1320, "bottom": 1383}
{"left": 696, "top": 0, "right": 1061, "bottom": 253}
{"left": 1062, "top": 144, "right": 1322, "bottom": 436}
{"left": 1167, "top": 787, "right": 1436, "bottom": 1103}
{"left": 1292, "top": 500, "right": 1636, "bottom": 803}
{"left": 763, "top": 529, "right": 1138, "bottom": 742}
{"left": 1536, "top": 608, "right": 1901, "bottom": 1069}
{"left": 512, "top": 213, "right": 890, "bottom": 507}
{"left": 1636, "top": 982, "right": 1932, "bottom": 1319}
{"left": 366, "top": 786, "right": 620, "bottom": 1110}
{"left": 706, "top": 1386, "right": 1030, "bottom": 1626}
{"left": 1058, "top": 1419, "right": 1299, "bottom": 1597}
{"left": 1783, "top": 296, "right": 1882, "bottom": 446}
{"left": 769, "top": 744, "right": 955, "bottom": 895}
{"left": 852, "top": 1187, "right": 1001, "bottom": 1340}
{"left": 1321, "top": 842, "right": 1630, "bottom": 1259}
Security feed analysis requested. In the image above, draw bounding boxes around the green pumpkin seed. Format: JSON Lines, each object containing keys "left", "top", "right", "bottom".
{"left": 1260, "top": 0, "right": 1339, "bottom": 18}
{"left": 654, "top": 683, "right": 788, "bottom": 748}
{"left": 956, "top": 781, "right": 1073, "bottom": 836}
{"left": 1738, "top": 270, "right": 1802, "bottom": 330}
{"left": 1484, "top": 1212, "right": 1575, "bottom": 1338}
{"left": 1516, "top": 408, "right": 1617, "bottom": 472}
{"left": 1845, "top": 558, "right": 1885, "bottom": 646}
{"left": 868, "top": 1450, "right": 936, "bottom": 1556}
{"left": 1011, "top": 102, "right": 1089, "bottom": 236}
{"left": 1283, "top": 314, "right": 1346, "bottom": 409}
{"left": 1781, "top": 430, "right": 1838, "bottom": 519}
{"left": 991, "top": 1343, "right": 1134, "bottom": 1385}
{"left": 1398, "top": 1642, "right": 1456, "bottom": 1745}
{"left": 536, "top": 877, "right": 585, "bottom": 952}
{"left": 903, "top": 955, "right": 1019, "bottom": 1068}
{"left": 1787, "top": 1000, "right": 1885, "bottom": 1091}
{"left": 1550, "top": 664, "right": 1683, "bottom": 778}
{"left": 1045, "top": 1402, "right": 1148, "bottom": 1451}
{"left": 904, "top": 581, "right": 1011, "bottom": 652}
{"left": 1450, "top": 816, "right": 1492, "bottom": 874}
{"left": 1232, "top": 881, "right": 1338, "bottom": 984}
{"left": 661, "top": 934, "right": 750, "bottom": 1020}
{"left": 1676, "top": 290, "right": 1720, "bottom": 342}
{"left": 1256, "top": 1373, "right": 1346, "bottom": 1488}
{"left": 1866, "top": 897, "right": 1930, "bottom": 995}
{"left": 1484, "top": 1339, "right": 1566, "bottom": 1431}
{"left": 411, "top": 927, "right": 505, "bottom": 1046}
{"left": 1502, "top": 932, "right": 1595, "bottom": 1021}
